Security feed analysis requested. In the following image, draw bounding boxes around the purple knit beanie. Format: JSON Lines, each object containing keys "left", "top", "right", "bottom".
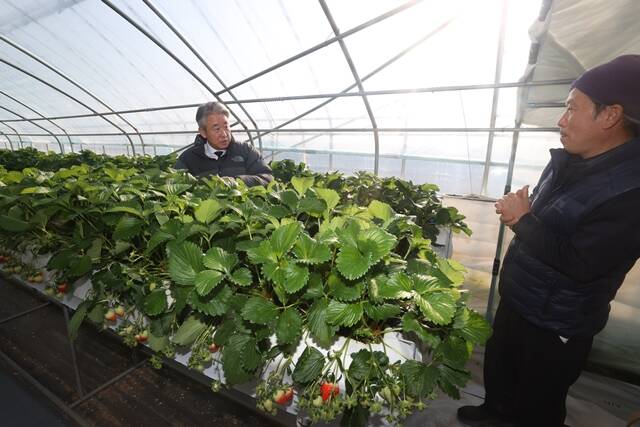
{"left": 572, "top": 55, "right": 640, "bottom": 123}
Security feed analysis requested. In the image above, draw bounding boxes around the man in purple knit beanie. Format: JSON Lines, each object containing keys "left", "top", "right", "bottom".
{"left": 458, "top": 55, "right": 640, "bottom": 427}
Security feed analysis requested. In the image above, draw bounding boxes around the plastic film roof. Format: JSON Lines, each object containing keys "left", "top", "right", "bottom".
{"left": 0, "top": 0, "right": 544, "bottom": 196}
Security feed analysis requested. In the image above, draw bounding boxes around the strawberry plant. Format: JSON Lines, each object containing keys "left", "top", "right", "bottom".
{"left": 0, "top": 150, "right": 490, "bottom": 426}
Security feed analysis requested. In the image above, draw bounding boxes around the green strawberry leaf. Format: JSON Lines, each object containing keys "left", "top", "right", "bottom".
{"left": 276, "top": 307, "right": 303, "bottom": 346}
{"left": 113, "top": 215, "right": 143, "bottom": 241}
{"left": 144, "top": 289, "right": 168, "bottom": 316}
{"left": 203, "top": 246, "right": 237, "bottom": 274}
{"left": 292, "top": 233, "right": 332, "bottom": 264}
{"left": 367, "top": 200, "right": 394, "bottom": 222}
{"left": 401, "top": 312, "right": 441, "bottom": 348}
{"left": 307, "top": 298, "right": 337, "bottom": 347}
{"left": 292, "top": 346, "right": 325, "bottom": 385}
{"left": 229, "top": 267, "right": 253, "bottom": 287}
{"left": 194, "top": 269, "right": 224, "bottom": 296}
{"left": 437, "top": 364, "right": 470, "bottom": 399}
{"left": 240, "top": 337, "right": 262, "bottom": 372}
{"left": 328, "top": 275, "right": 363, "bottom": 302}
{"left": 283, "top": 263, "right": 309, "bottom": 294}
{"left": 336, "top": 244, "right": 371, "bottom": 280}
{"left": 167, "top": 241, "right": 203, "bottom": 286}
{"left": 314, "top": 188, "right": 340, "bottom": 211}
{"left": 194, "top": 199, "right": 221, "bottom": 224}
{"left": 241, "top": 296, "right": 279, "bottom": 325}
{"left": 400, "top": 360, "right": 439, "bottom": 398}
{"left": 189, "top": 285, "right": 233, "bottom": 317}
{"left": 326, "top": 300, "right": 363, "bottom": 327}
{"left": 415, "top": 291, "right": 458, "bottom": 325}
{"left": 246, "top": 239, "right": 277, "bottom": 264}
{"left": 291, "top": 175, "right": 314, "bottom": 196}
{"left": 173, "top": 315, "right": 207, "bottom": 346}
{"left": 363, "top": 302, "right": 401, "bottom": 322}
{"left": 270, "top": 222, "right": 301, "bottom": 257}
{"left": 299, "top": 196, "right": 327, "bottom": 217}
{"left": 453, "top": 308, "right": 492, "bottom": 344}
{"left": 437, "top": 258, "right": 466, "bottom": 286}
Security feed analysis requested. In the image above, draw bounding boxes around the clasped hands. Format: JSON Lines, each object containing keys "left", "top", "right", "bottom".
{"left": 495, "top": 185, "right": 531, "bottom": 226}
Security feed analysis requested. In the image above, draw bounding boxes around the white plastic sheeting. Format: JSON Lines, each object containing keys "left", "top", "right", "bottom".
{"left": 0, "top": 0, "right": 543, "bottom": 197}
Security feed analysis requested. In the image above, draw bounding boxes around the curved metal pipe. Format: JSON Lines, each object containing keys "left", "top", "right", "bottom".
{"left": 222, "top": 0, "right": 423, "bottom": 95}
{"left": 0, "top": 105, "right": 65, "bottom": 152}
{"left": 0, "top": 58, "right": 137, "bottom": 155}
{"left": 0, "top": 35, "right": 142, "bottom": 155}
{"left": 143, "top": 0, "right": 263, "bottom": 153}
{"left": 0, "top": 90, "right": 72, "bottom": 153}
{"left": 319, "top": 0, "right": 380, "bottom": 175}
{"left": 100, "top": 0, "right": 255, "bottom": 150}
{"left": 0, "top": 121, "right": 22, "bottom": 149}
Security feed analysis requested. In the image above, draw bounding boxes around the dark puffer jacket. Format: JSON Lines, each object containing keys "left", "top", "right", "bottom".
{"left": 174, "top": 135, "right": 273, "bottom": 187}
{"left": 499, "top": 138, "right": 640, "bottom": 338}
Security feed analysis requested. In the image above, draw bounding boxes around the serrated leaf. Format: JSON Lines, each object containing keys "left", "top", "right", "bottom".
{"left": 435, "top": 336, "right": 471, "bottom": 369}
{"left": 145, "top": 231, "right": 173, "bottom": 255}
{"left": 276, "top": 307, "right": 302, "bottom": 346}
{"left": 194, "top": 269, "right": 224, "bottom": 296}
{"left": 314, "top": 188, "right": 340, "bottom": 211}
{"left": 307, "top": 299, "right": 337, "bottom": 348}
{"left": 173, "top": 315, "right": 207, "bottom": 346}
{"left": 437, "top": 258, "right": 466, "bottom": 285}
{"left": 229, "top": 267, "right": 253, "bottom": 287}
{"left": 167, "top": 241, "right": 203, "bottom": 286}
{"left": 299, "top": 196, "right": 327, "bottom": 217}
{"left": 400, "top": 360, "right": 439, "bottom": 398}
{"left": 363, "top": 302, "right": 401, "bottom": 322}
{"left": 189, "top": 285, "right": 233, "bottom": 317}
{"left": 68, "top": 255, "right": 92, "bottom": 277}
{"left": 20, "top": 186, "right": 51, "bottom": 194}
{"left": 194, "top": 199, "right": 221, "bottom": 224}
{"left": 144, "top": 290, "right": 168, "bottom": 316}
{"left": 271, "top": 222, "right": 301, "bottom": 257}
{"left": 279, "top": 189, "right": 299, "bottom": 211}
{"left": 360, "top": 227, "right": 396, "bottom": 264}
{"left": 328, "top": 276, "right": 363, "bottom": 302}
{"left": 147, "top": 332, "right": 169, "bottom": 352}
{"left": 437, "top": 364, "right": 470, "bottom": 399}
{"left": 454, "top": 308, "right": 492, "bottom": 344}
{"left": 376, "top": 273, "right": 414, "bottom": 300}
{"left": 283, "top": 263, "right": 309, "bottom": 294}
{"left": 336, "top": 245, "right": 371, "bottom": 280}
{"left": 326, "top": 300, "right": 363, "bottom": 327}
{"left": 292, "top": 346, "right": 325, "bottom": 385}
{"left": 291, "top": 175, "right": 314, "bottom": 196}
{"left": 113, "top": 215, "right": 143, "bottom": 241}
{"left": 415, "top": 291, "right": 457, "bottom": 325}
{"left": 246, "top": 239, "right": 277, "bottom": 264}
{"left": 241, "top": 337, "right": 261, "bottom": 371}
{"left": 203, "top": 246, "right": 237, "bottom": 274}
{"left": 303, "top": 272, "right": 324, "bottom": 300}
{"left": 348, "top": 349, "right": 389, "bottom": 383}
{"left": 367, "top": 200, "right": 394, "bottom": 222}
{"left": 241, "top": 296, "right": 279, "bottom": 325}
{"left": 401, "top": 312, "right": 441, "bottom": 348}
{"left": 86, "top": 238, "right": 103, "bottom": 261}
{"left": 222, "top": 335, "right": 253, "bottom": 385}
{"left": 292, "top": 233, "right": 331, "bottom": 264}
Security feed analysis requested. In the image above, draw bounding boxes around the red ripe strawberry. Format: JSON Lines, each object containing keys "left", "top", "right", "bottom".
{"left": 273, "top": 387, "right": 294, "bottom": 405}
{"left": 56, "top": 282, "right": 68, "bottom": 293}
{"left": 209, "top": 343, "right": 220, "bottom": 353}
{"left": 136, "top": 330, "right": 149, "bottom": 343}
{"left": 320, "top": 382, "right": 339, "bottom": 401}
{"left": 104, "top": 309, "right": 117, "bottom": 322}
{"left": 114, "top": 306, "right": 126, "bottom": 317}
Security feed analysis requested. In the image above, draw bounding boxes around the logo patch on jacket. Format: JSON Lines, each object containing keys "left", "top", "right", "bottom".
{"left": 231, "top": 155, "right": 244, "bottom": 162}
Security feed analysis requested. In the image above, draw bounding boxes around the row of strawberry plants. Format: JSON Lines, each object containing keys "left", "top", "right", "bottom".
{"left": 0, "top": 159, "right": 489, "bottom": 426}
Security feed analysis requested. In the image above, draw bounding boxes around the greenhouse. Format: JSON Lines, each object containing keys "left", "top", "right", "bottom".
{"left": 1, "top": 0, "right": 639, "bottom": 426}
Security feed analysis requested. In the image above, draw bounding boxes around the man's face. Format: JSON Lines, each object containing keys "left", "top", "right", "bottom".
{"left": 557, "top": 88, "right": 607, "bottom": 159}
{"left": 199, "top": 113, "right": 231, "bottom": 150}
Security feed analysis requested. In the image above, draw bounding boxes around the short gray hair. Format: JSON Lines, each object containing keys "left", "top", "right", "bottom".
{"left": 196, "top": 102, "right": 230, "bottom": 129}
